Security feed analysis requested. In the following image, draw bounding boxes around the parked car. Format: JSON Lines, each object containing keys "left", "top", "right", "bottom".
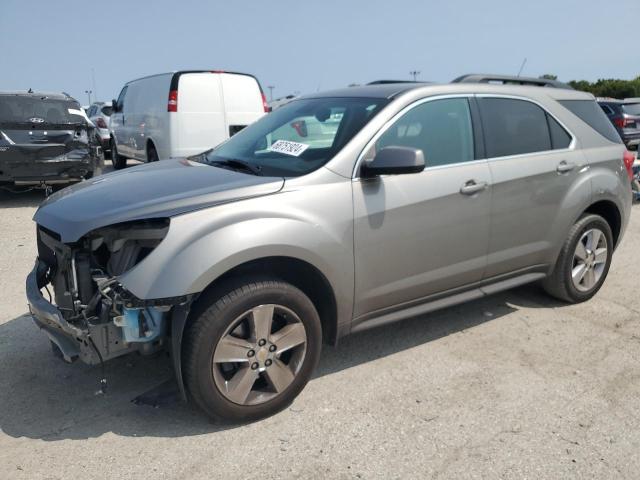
{"left": 0, "top": 91, "right": 103, "bottom": 188}
{"left": 27, "top": 78, "right": 632, "bottom": 421}
{"left": 86, "top": 101, "right": 113, "bottom": 155}
{"left": 109, "top": 70, "right": 269, "bottom": 169}
{"left": 597, "top": 99, "right": 640, "bottom": 149}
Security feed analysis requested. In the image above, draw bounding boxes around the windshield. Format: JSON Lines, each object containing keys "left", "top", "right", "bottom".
{"left": 0, "top": 96, "right": 85, "bottom": 125}
{"left": 197, "top": 97, "right": 389, "bottom": 177}
{"left": 623, "top": 103, "right": 640, "bottom": 116}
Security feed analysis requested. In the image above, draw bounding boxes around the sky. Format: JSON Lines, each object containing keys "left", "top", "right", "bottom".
{"left": 2, "top": 0, "right": 639, "bottom": 105}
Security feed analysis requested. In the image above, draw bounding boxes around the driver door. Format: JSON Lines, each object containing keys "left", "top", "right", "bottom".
{"left": 352, "top": 97, "right": 492, "bottom": 319}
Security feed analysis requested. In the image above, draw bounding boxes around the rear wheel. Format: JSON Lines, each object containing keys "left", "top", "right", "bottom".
{"left": 543, "top": 214, "right": 613, "bottom": 303}
{"left": 183, "top": 278, "right": 322, "bottom": 421}
{"left": 110, "top": 138, "right": 127, "bottom": 170}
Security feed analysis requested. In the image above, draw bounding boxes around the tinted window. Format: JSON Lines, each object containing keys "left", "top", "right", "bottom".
{"left": 559, "top": 100, "right": 622, "bottom": 144}
{"left": 201, "top": 97, "right": 388, "bottom": 177}
{"left": 547, "top": 114, "right": 572, "bottom": 149}
{"left": 479, "top": 98, "right": 551, "bottom": 157}
{"left": 599, "top": 104, "right": 613, "bottom": 115}
{"left": 101, "top": 105, "right": 113, "bottom": 116}
{"left": 376, "top": 98, "right": 474, "bottom": 167}
{"left": 0, "top": 96, "right": 84, "bottom": 125}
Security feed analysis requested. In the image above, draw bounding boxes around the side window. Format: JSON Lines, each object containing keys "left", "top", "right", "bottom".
{"left": 546, "top": 114, "right": 572, "bottom": 149}
{"left": 479, "top": 98, "right": 551, "bottom": 158}
{"left": 376, "top": 98, "right": 474, "bottom": 167}
{"left": 116, "top": 86, "right": 128, "bottom": 112}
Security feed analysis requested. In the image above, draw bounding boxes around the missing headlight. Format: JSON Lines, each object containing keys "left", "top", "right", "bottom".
{"left": 88, "top": 218, "right": 170, "bottom": 276}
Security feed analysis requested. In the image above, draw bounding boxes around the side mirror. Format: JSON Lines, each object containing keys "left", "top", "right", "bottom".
{"left": 361, "top": 146, "right": 425, "bottom": 178}
{"left": 112, "top": 99, "right": 119, "bottom": 113}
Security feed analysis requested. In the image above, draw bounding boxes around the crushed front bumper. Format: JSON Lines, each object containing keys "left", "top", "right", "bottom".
{"left": 26, "top": 260, "right": 85, "bottom": 362}
{"left": 0, "top": 147, "right": 101, "bottom": 185}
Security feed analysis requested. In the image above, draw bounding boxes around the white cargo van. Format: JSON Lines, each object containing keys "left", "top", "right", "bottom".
{"left": 109, "top": 70, "right": 269, "bottom": 169}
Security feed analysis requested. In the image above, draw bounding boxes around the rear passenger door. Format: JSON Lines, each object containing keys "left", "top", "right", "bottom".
{"left": 478, "top": 96, "right": 587, "bottom": 278}
{"left": 353, "top": 97, "right": 492, "bottom": 319}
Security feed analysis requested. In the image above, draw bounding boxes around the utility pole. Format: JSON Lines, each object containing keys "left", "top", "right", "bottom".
{"left": 84, "top": 90, "right": 92, "bottom": 105}
{"left": 409, "top": 70, "right": 420, "bottom": 82}
{"left": 267, "top": 85, "right": 275, "bottom": 101}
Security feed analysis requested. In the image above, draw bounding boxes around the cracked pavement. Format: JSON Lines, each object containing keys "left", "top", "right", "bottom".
{"left": 0, "top": 183, "right": 639, "bottom": 479}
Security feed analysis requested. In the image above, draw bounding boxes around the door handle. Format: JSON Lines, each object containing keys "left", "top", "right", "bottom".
{"left": 556, "top": 161, "right": 576, "bottom": 173}
{"left": 460, "top": 180, "right": 488, "bottom": 195}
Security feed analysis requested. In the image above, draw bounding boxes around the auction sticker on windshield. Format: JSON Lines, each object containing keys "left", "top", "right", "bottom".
{"left": 269, "top": 140, "right": 309, "bottom": 157}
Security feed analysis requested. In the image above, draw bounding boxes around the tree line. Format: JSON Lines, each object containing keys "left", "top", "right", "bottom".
{"left": 540, "top": 74, "right": 640, "bottom": 99}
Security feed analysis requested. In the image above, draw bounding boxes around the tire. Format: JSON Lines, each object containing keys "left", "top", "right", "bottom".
{"left": 147, "top": 143, "right": 159, "bottom": 163}
{"left": 542, "top": 214, "right": 613, "bottom": 303}
{"left": 183, "top": 278, "right": 322, "bottom": 421}
{"left": 110, "top": 138, "right": 127, "bottom": 170}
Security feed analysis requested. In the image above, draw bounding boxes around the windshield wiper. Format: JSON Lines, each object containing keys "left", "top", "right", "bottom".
{"left": 210, "top": 158, "right": 263, "bottom": 176}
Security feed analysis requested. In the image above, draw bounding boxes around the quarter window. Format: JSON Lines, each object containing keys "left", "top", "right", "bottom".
{"left": 547, "top": 114, "right": 572, "bottom": 149}
{"left": 375, "top": 98, "right": 475, "bottom": 167}
{"left": 478, "top": 98, "right": 554, "bottom": 158}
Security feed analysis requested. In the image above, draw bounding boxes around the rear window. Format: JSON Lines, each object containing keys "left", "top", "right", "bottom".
{"left": 622, "top": 103, "right": 640, "bottom": 116}
{"left": 0, "top": 96, "right": 84, "bottom": 125}
{"left": 559, "top": 100, "right": 622, "bottom": 144}
{"left": 101, "top": 105, "right": 113, "bottom": 116}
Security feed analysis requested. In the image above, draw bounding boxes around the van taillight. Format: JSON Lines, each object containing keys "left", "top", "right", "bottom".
{"left": 623, "top": 150, "right": 635, "bottom": 180}
{"left": 167, "top": 90, "right": 178, "bottom": 112}
{"left": 261, "top": 93, "right": 270, "bottom": 113}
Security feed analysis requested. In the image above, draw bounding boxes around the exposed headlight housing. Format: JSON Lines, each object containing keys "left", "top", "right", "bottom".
{"left": 86, "top": 218, "right": 170, "bottom": 276}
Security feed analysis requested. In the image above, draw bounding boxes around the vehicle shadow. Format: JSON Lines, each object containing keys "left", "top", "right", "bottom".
{"left": 0, "top": 284, "right": 563, "bottom": 441}
{"left": 0, "top": 189, "right": 46, "bottom": 208}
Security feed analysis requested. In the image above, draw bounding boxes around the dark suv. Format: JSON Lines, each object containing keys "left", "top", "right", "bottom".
{"left": 598, "top": 99, "right": 640, "bottom": 149}
{"left": 0, "top": 91, "right": 103, "bottom": 188}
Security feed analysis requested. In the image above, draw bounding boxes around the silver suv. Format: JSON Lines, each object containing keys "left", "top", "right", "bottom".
{"left": 27, "top": 79, "right": 633, "bottom": 421}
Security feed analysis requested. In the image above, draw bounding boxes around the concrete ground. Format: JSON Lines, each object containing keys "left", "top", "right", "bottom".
{"left": 1, "top": 167, "right": 639, "bottom": 479}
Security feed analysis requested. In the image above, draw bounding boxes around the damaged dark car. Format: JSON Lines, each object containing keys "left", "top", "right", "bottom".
{"left": 0, "top": 91, "right": 103, "bottom": 189}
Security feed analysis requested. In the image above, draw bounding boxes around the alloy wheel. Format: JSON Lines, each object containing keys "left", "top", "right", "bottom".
{"left": 212, "top": 304, "right": 307, "bottom": 406}
{"left": 571, "top": 228, "right": 608, "bottom": 292}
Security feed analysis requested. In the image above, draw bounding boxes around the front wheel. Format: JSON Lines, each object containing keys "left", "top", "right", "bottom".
{"left": 110, "top": 139, "right": 127, "bottom": 170}
{"left": 543, "top": 214, "right": 613, "bottom": 303}
{"left": 183, "top": 279, "right": 322, "bottom": 421}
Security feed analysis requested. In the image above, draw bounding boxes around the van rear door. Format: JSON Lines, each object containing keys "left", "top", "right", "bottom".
{"left": 176, "top": 73, "right": 225, "bottom": 157}
{"left": 220, "top": 73, "right": 265, "bottom": 137}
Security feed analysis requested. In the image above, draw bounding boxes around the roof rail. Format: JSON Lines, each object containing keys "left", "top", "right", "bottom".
{"left": 452, "top": 74, "right": 573, "bottom": 90}
{"left": 367, "top": 80, "right": 429, "bottom": 85}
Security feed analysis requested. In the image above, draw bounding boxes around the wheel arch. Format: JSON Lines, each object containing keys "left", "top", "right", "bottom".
{"left": 189, "top": 256, "right": 339, "bottom": 346}
{"left": 582, "top": 199, "right": 622, "bottom": 248}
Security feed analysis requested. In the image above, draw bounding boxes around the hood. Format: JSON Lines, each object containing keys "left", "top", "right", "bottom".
{"left": 34, "top": 159, "right": 284, "bottom": 242}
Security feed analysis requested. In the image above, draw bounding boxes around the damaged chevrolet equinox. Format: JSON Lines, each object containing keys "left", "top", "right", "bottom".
{"left": 27, "top": 78, "right": 632, "bottom": 421}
